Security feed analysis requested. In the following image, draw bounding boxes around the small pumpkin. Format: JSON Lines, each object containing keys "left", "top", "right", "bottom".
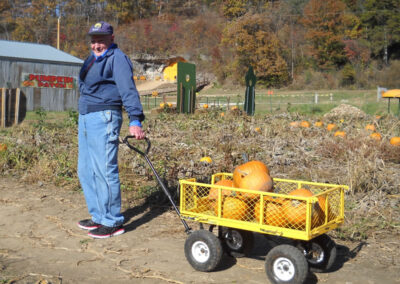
{"left": 370, "top": 132, "right": 382, "bottom": 141}
{"left": 208, "top": 179, "right": 234, "bottom": 200}
{"left": 220, "top": 112, "right": 225, "bottom": 117}
{"left": 159, "top": 102, "right": 165, "bottom": 109}
{"left": 390, "top": 137, "right": 400, "bottom": 146}
{"left": 326, "top": 123, "right": 337, "bottom": 131}
{"left": 365, "top": 124, "right": 376, "bottom": 131}
{"left": 300, "top": 121, "right": 311, "bottom": 128}
{"left": 231, "top": 106, "right": 238, "bottom": 111}
{"left": 200, "top": 156, "right": 212, "bottom": 163}
{"left": 254, "top": 127, "right": 261, "bottom": 133}
{"left": 0, "top": 143, "right": 7, "bottom": 152}
{"left": 203, "top": 104, "right": 209, "bottom": 109}
{"left": 314, "top": 121, "right": 324, "bottom": 127}
{"left": 167, "top": 102, "right": 172, "bottom": 108}
{"left": 334, "top": 131, "right": 346, "bottom": 138}
{"left": 289, "top": 121, "right": 299, "bottom": 127}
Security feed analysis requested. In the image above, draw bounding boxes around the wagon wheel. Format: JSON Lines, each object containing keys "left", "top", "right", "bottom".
{"left": 265, "top": 244, "right": 308, "bottom": 284}
{"left": 220, "top": 227, "right": 254, "bottom": 258}
{"left": 297, "top": 234, "right": 337, "bottom": 273}
{"left": 184, "top": 230, "right": 223, "bottom": 272}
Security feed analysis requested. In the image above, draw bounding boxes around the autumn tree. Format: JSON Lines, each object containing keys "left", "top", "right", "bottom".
{"left": 359, "top": 0, "right": 400, "bottom": 63}
{"left": 221, "top": 13, "right": 289, "bottom": 87}
{"left": 0, "top": 0, "right": 14, "bottom": 39}
{"left": 301, "top": 0, "right": 348, "bottom": 70}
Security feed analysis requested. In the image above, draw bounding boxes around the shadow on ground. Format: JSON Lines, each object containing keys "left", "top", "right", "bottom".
{"left": 122, "top": 185, "right": 179, "bottom": 233}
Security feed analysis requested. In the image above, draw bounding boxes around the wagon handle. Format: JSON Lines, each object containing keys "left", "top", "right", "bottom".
{"left": 122, "top": 135, "right": 151, "bottom": 156}
{"left": 122, "top": 135, "right": 192, "bottom": 234}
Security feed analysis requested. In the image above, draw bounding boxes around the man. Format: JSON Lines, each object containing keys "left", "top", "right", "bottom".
{"left": 77, "top": 21, "right": 145, "bottom": 238}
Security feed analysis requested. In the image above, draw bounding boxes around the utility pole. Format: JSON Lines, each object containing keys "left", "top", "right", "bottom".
{"left": 57, "top": 17, "right": 60, "bottom": 50}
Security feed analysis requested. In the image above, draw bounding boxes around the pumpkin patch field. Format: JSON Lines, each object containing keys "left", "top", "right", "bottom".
{"left": 0, "top": 103, "right": 399, "bottom": 283}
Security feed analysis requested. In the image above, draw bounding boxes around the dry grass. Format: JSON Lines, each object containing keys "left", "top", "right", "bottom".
{"left": 0, "top": 105, "right": 399, "bottom": 240}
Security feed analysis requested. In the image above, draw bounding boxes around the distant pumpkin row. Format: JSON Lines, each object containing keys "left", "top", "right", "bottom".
{"left": 290, "top": 120, "right": 400, "bottom": 145}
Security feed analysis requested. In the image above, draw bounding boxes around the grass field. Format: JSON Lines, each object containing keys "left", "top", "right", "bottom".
{"left": 141, "top": 88, "right": 400, "bottom": 117}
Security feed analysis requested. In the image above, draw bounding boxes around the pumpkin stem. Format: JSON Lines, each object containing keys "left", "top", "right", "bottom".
{"left": 236, "top": 169, "right": 248, "bottom": 177}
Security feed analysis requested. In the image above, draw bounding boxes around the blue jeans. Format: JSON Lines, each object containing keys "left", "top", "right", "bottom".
{"left": 78, "top": 110, "right": 124, "bottom": 227}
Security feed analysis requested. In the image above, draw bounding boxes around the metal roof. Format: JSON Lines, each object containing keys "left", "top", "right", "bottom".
{"left": 0, "top": 40, "right": 83, "bottom": 65}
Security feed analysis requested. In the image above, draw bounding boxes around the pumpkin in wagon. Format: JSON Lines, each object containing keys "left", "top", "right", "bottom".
{"left": 233, "top": 160, "right": 273, "bottom": 198}
{"left": 208, "top": 179, "right": 234, "bottom": 200}
{"left": 215, "top": 197, "right": 247, "bottom": 220}
{"left": 254, "top": 196, "right": 287, "bottom": 227}
{"left": 283, "top": 188, "right": 324, "bottom": 229}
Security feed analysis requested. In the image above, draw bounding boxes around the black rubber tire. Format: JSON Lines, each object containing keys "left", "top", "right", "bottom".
{"left": 265, "top": 244, "right": 309, "bottom": 284}
{"left": 221, "top": 227, "right": 254, "bottom": 258}
{"left": 299, "top": 234, "right": 337, "bottom": 273}
{"left": 184, "top": 230, "right": 223, "bottom": 272}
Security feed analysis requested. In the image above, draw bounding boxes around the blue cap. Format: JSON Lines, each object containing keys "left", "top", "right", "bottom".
{"left": 88, "top": 21, "right": 113, "bottom": 35}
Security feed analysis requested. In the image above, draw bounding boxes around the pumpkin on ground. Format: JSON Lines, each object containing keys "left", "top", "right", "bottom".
{"left": 200, "top": 156, "right": 212, "bottom": 163}
{"left": 300, "top": 121, "right": 311, "bottom": 128}
{"left": 0, "top": 144, "right": 7, "bottom": 152}
{"left": 290, "top": 121, "right": 299, "bottom": 127}
{"left": 233, "top": 160, "right": 273, "bottom": 198}
{"left": 314, "top": 121, "right": 324, "bottom": 127}
{"left": 203, "top": 104, "right": 209, "bottom": 109}
{"left": 283, "top": 188, "right": 324, "bottom": 229}
{"left": 326, "top": 123, "right": 337, "bottom": 131}
{"left": 334, "top": 131, "right": 346, "bottom": 138}
{"left": 390, "top": 137, "right": 400, "bottom": 146}
{"left": 365, "top": 124, "right": 376, "bottom": 131}
{"left": 208, "top": 179, "right": 234, "bottom": 200}
{"left": 254, "top": 127, "right": 261, "bottom": 133}
{"left": 370, "top": 132, "right": 382, "bottom": 141}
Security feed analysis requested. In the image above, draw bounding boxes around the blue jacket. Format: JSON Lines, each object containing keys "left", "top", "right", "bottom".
{"left": 78, "top": 44, "right": 145, "bottom": 123}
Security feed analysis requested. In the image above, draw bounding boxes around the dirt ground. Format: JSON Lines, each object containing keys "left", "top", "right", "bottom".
{"left": 0, "top": 177, "right": 399, "bottom": 284}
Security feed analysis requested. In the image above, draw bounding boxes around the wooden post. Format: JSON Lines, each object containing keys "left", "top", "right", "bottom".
{"left": 6, "top": 89, "right": 12, "bottom": 125}
{"left": 1, "top": 88, "right": 5, "bottom": 128}
{"left": 14, "top": 88, "right": 20, "bottom": 125}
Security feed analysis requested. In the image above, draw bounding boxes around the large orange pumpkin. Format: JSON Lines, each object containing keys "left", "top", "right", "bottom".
{"left": 233, "top": 161, "right": 272, "bottom": 197}
{"left": 283, "top": 188, "right": 324, "bottom": 229}
{"left": 208, "top": 179, "right": 234, "bottom": 200}
{"left": 390, "top": 137, "right": 400, "bottom": 146}
{"left": 254, "top": 197, "right": 286, "bottom": 227}
{"left": 218, "top": 197, "right": 247, "bottom": 220}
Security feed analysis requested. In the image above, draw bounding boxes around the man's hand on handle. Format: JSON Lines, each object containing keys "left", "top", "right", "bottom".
{"left": 129, "top": 126, "right": 145, "bottom": 140}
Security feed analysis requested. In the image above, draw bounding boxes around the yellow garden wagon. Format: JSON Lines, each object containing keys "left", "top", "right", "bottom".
{"left": 179, "top": 173, "right": 348, "bottom": 284}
